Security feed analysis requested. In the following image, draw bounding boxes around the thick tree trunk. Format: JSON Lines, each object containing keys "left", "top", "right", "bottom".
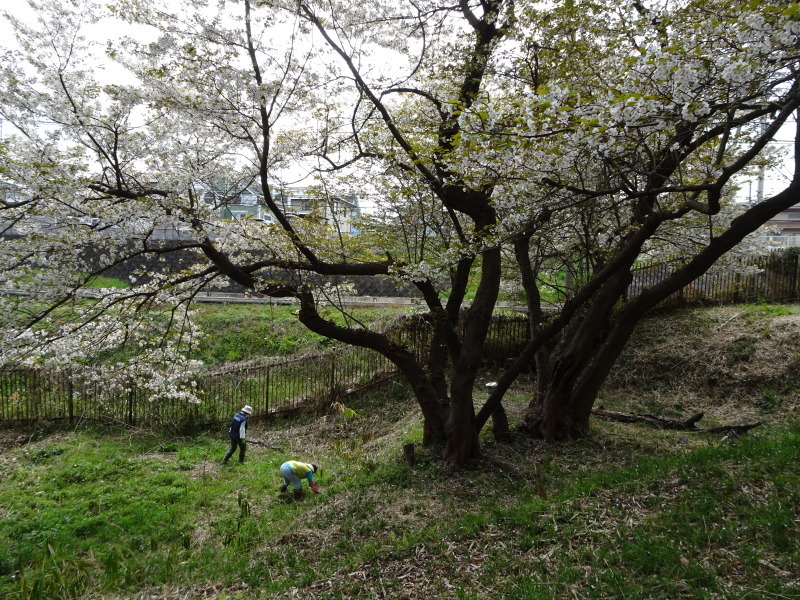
{"left": 519, "top": 267, "right": 632, "bottom": 439}
{"left": 534, "top": 347, "right": 551, "bottom": 399}
{"left": 444, "top": 380, "right": 481, "bottom": 464}
{"left": 442, "top": 246, "right": 502, "bottom": 465}
{"left": 518, "top": 388, "right": 591, "bottom": 441}
{"left": 491, "top": 404, "right": 513, "bottom": 443}
{"left": 416, "top": 384, "right": 449, "bottom": 446}
{"left": 519, "top": 345, "right": 595, "bottom": 440}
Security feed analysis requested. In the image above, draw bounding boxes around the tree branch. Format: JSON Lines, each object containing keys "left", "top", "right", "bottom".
{"left": 591, "top": 407, "right": 761, "bottom": 435}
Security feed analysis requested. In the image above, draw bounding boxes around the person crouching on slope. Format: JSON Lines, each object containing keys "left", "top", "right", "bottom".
{"left": 222, "top": 405, "right": 252, "bottom": 464}
{"left": 279, "top": 461, "right": 320, "bottom": 499}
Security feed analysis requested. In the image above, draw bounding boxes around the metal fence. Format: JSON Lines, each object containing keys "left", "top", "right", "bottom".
{"left": 0, "top": 316, "right": 529, "bottom": 428}
{"left": 2, "top": 250, "right": 798, "bottom": 429}
{"left": 628, "top": 250, "right": 800, "bottom": 306}
{"left": 0, "top": 346, "right": 397, "bottom": 429}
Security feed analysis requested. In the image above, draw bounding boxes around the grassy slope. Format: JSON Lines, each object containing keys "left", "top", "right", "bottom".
{"left": 0, "top": 304, "right": 799, "bottom": 599}
{"left": 191, "top": 303, "right": 413, "bottom": 364}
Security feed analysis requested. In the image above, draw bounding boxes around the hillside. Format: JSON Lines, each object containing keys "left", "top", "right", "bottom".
{"left": 0, "top": 304, "right": 798, "bottom": 599}
{"left": 603, "top": 303, "right": 800, "bottom": 424}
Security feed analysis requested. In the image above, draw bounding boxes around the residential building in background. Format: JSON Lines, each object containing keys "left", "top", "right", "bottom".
{"left": 201, "top": 185, "right": 276, "bottom": 223}
{"left": 200, "top": 183, "right": 359, "bottom": 234}
{"left": 275, "top": 187, "right": 359, "bottom": 235}
{"left": 762, "top": 202, "right": 800, "bottom": 248}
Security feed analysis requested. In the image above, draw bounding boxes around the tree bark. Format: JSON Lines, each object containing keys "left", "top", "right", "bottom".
{"left": 491, "top": 403, "right": 513, "bottom": 443}
{"left": 442, "top": 246, "right": 502, "bottom": 464}
{"left": 519, "top": 265, "right": 633, "bottom": 439}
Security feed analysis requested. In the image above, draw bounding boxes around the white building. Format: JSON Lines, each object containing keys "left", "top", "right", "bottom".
{"left": 274, "top": 187, "right": 359, "bottom": 234}
{"left": 199, "top": 183, "right": 359, "bottom": 234}
{"left": 763, "top": 203, "right": 800, "bottom": 248}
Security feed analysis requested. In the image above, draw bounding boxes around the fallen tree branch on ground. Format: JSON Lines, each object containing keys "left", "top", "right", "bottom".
{"left": 591, "top": 407, "right": 761, "bottom": 435}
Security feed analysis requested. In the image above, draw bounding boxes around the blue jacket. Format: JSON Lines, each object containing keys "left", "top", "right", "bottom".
{"left": 228, "top": 411, "right": 248, "bottom": 440}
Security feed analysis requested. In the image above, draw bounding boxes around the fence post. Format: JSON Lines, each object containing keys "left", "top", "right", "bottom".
{"left": 264, "top": 365, "right": 270, "bottom": 415}
{"left": 67, "top": 371, "right": 74, "bottom": 425}
{"left": 329, "top": 353, "right": 337, "bottom": 406}
{"left": 29, "top": 369, "right": 37, "bottom": 421}
{"left": 733, "top": 272, "right": 741, "bottom": 304}
{"left": 128, "top": 381, "right": 135, "bottom": 426}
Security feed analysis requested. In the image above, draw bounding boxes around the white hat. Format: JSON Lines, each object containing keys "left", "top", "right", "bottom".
{"left": 241, "top": 405, "right": 253, "bottom": 415}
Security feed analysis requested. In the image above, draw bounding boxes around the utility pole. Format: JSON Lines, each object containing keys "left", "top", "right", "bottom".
{"left": 757, "top": 119, "right": 767, "bottom": 202}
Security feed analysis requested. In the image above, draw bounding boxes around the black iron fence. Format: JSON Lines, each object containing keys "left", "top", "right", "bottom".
{"left": 628, "top": 250, "right": 800, "bottom": 306}
{"left": 0, "top": 316, "right": 528, "bottom": 428}
{"left": 2, "top": 250, "right": 798, "bottom": 428}
{"left": 0, "top": 346, "right": 396, "bottom": 429}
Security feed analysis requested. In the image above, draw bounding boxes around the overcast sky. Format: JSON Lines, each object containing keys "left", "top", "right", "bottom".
{"left": 0, "top": 1, "right": 795, "bottom": 206}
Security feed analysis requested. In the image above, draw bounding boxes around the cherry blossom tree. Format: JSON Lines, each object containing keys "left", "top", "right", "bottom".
{"left": 1, "top": 0, "right": 798, "bottom": 464}
{"left": 457, "top": 0, "right": 800, "bottom": 441}
{"left": 299, "top": 0, "right": 800, "bottom": 456}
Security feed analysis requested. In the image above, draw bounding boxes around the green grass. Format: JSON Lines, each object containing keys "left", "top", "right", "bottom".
{"left": 192, "top": 304, "right": 324, "bottom": 362}
{"left": 1, "top": 383, "right": 798, "bottom": 599}
{"left": 739, "top": 301, "right": 800, "bottom": 319}
{"left": 85, "top": 276, "right": 128, "bottom": 289}
{"left": 192, "top": 303, "right": 413, "bottom": 364}
{"left": 2, "top": 304, "right": 800, "bottom": 598}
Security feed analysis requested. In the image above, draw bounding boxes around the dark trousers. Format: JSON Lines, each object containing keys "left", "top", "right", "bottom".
{"left": 223, "top": 438, "right": 245, "bottom": 463}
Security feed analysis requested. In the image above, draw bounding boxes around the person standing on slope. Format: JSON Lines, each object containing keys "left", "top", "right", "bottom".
{"left": 222, "top": 405, "right": 252, "bottom": 464}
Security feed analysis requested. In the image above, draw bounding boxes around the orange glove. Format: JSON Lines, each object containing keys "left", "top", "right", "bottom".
{"left": 309, "top": 481, "right": 320, "bottom": 494}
